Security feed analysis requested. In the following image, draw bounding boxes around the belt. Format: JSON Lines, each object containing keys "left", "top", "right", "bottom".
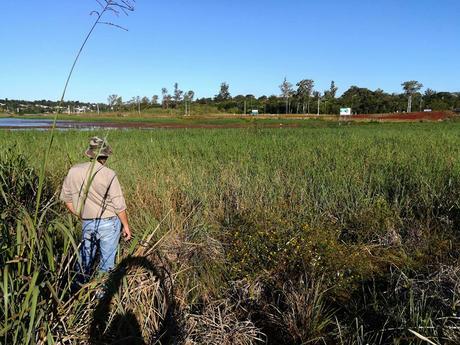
{"left": 82, "top": 216, "right": 118, "bottom": 221}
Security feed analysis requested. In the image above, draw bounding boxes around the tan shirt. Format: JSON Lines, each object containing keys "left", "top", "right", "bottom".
{"left": 60, "top": 161, "right": 127, "bottom": 219}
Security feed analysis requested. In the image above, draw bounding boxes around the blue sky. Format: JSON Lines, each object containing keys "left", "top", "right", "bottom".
{"left": 1, "top": 0, "right": 459, "bottom": 102}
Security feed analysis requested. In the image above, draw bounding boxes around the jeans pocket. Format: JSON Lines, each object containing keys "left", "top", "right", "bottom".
{"left": 113, "top": 217, "right": 121, "bottom": 233}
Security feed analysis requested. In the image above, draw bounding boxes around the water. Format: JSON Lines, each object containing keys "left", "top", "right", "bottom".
{"left": 0, "top": 117, "right": 60, "bottom": 128}
{"left": 0, "top": 117, "right": 127, "bottom": 130}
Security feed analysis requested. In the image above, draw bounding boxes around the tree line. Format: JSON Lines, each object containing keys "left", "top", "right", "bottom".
{"left": 106, "top": 79, "right": 460, "bottom": 115}
{"left": 2, "top": 79, "right": 460, "bottom": 115}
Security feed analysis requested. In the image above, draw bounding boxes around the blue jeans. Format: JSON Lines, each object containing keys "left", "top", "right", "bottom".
{"left": 80, "top": 217, "right": 121, "bottom": 278}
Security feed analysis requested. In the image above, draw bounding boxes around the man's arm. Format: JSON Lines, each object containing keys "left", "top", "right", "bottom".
{"left": 60, "top": 172, "right": 77, "bottom": 216}
{"left": 108, "top": 174, "right": 131, "bottom": 241}
{"left": 117, "top": 210, "right": 132, "bottom": 241}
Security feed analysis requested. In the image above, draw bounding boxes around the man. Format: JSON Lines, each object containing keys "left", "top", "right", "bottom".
{"left": 60, "top": 137, "right": 131, "bottom": 282}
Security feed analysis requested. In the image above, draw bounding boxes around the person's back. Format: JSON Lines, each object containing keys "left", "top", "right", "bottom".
{"left": 61, "top": 161, "right": 126, "bottom": 220}
{"left": 60, "top": 137, "right": 131, "bottom": 289}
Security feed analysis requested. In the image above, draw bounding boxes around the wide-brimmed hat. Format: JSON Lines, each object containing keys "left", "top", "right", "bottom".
{"left": 85, "top": 136, "right": 113, "bottom": 159}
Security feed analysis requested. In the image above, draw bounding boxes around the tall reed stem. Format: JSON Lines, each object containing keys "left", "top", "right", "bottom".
{"left": 33, "top": 1, "right": 132, "bottom": 224}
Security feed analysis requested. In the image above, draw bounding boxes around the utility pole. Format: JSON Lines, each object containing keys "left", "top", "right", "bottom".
{"left": 96, "top": 103, "right": 100, "bottom": 115}
{"left": 317, "top": 97, "right": 320, "bottom": 115}
{"left": 244, "top": 100, "right": 247, "bottom": 115}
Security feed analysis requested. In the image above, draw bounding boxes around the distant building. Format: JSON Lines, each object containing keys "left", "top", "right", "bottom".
{"left": 74, "top": 106, "right": 91, "bottom": 114}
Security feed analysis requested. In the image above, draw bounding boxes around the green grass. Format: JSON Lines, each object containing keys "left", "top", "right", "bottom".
{"left": 2, "top": 121, "right": 460, "bottom": 344}
{"left": 10, "top": 113, "right": 340, "bottom": 127}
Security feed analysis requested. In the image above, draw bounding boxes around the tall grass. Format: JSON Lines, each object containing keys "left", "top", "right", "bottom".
{"left": 0, "top": 150, "right": 77, "bottom": 344}
{"left": 2, "top": 121, "right": 460, "bottom": 343}
{"left": 0, "top": 151, "right": 175, "bottom": 344}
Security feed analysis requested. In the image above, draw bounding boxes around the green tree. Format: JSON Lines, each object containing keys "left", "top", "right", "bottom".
{"left": 401, "top": 80, "right": 423, "bottom": 112}
{"left": 424, "top": 88, "right": 436, "bottom": 97}
{"left": 215, "top": 82, "right": 231, "bottom": 101}
{"left": 340, "top": 86, "right": 386, "bottom": 114}
{"left": 321, "top": 81, "right": 338, "bottom": 114}
{"left": 279, "top": 77, "right": 294, "bottom": 114}
{"left": 184, "top": 90, "right": 195, "bottom": 115}
{"left": 186, "top": 90, "right": 195, "bottom": 101}
{"left": 140, "top": 96, "right": 150, "bottom": 111}
{"left": 128, "top": 96, "right": 141, "bottom": 113}
{"left": 313, "top": 91, "right": 321, "bottom": 115}
{"left": 107, "top": 94, "right": 122, "bottom": 111}
{"left": 329, "top": 80, "right": 338, "bottom": 99}
{"left": 173, "top": 82, "right": 183, "bottom": 107}
{"left": 161, "top": 88, "right": 170, "bottom": 109}
{"left": 296, "top": 79, "right": 314, "bottom": 114}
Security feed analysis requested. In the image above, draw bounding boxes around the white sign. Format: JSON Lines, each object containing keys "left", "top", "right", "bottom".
{"left": 340, "top": 108, "right": 352, "bottom": 116}
{"left": 251, "top": 109, "right": 259, "bottom": 116}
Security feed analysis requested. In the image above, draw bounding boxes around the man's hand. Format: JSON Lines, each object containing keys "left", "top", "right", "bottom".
{"left": 118, "top": 210, "right": 131, "bottom": 241}
{"left": 65, "top": 202, "right": 80, "bottom": 219}
{"left": 122, "top": 226, "right": 132, "bottom": 241}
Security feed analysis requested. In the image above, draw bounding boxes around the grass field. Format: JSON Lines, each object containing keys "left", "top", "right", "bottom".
{"left": 2, "top": 113, "right": 342, "bottom": 128}
{"left": 1, "top": 121, "right": 460, "bottom": 344}
{"left": 2, "top": 111, "right": 456, "bottom": 129}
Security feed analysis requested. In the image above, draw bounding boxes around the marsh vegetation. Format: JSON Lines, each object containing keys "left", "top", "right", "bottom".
{"left": 1, "top": 122, "right": 460, "bottom": 344}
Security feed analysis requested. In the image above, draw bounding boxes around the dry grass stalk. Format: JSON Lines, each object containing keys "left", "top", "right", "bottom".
{"left": 268, "top": 275, "right": 333, "bottom": 344}
{"left": 185, "top": 300, "right": 264, "bottom": 345}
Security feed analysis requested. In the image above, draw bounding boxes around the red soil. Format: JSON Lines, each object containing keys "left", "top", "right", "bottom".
{"left": 350, "top": 111, "right": 451, "bottom": 121}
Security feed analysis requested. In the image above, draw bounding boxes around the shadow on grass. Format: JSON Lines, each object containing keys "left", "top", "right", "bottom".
{"left": 89, "top": 256, "right": 178, "bottom": 345}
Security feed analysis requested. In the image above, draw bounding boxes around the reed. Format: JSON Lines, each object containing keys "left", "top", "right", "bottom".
{"left": 2, "top": 121, "right": 460, "bottom": 343}
{"left": 34, "top": 0, "right": 135, "bottom": 224}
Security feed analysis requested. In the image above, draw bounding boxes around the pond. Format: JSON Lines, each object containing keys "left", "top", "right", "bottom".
{"left": 0, "top": 117, "right": 62, "bottom": 128}
{"left": 0, "top": 117, "right": 143, "bottom": 130}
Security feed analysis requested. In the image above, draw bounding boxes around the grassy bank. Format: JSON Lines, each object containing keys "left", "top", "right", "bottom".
{"left": 8, "top": 113, "right": 342, "bottom": 127}
{"left": 1, "top": 122, "right": 460, "bottom": 344}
